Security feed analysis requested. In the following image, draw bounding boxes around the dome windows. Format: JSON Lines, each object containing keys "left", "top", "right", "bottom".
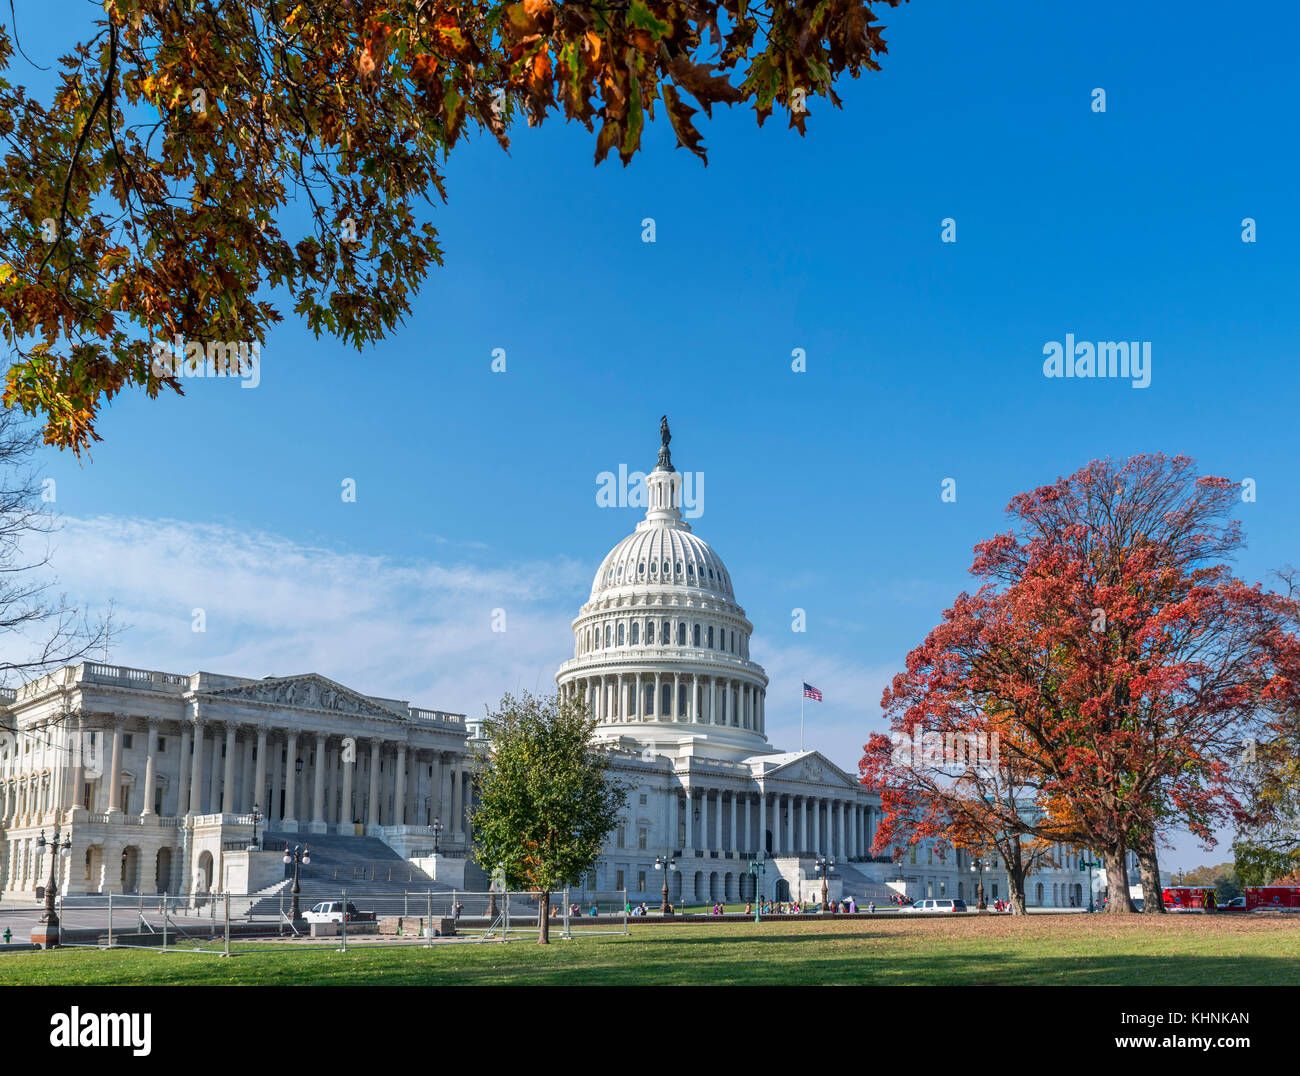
{"left": 630, "top": 622, "right": 640, "bottom": 645}
{"left": 617, "top": 622, "right": 625, "bottom": 646}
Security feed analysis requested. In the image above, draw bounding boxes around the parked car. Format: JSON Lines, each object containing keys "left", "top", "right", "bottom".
{"left": 303, "top": 901, "right": 374, "bottom": 923}
{"left": 904, "top": 898, "right": 967, "bottom": 913}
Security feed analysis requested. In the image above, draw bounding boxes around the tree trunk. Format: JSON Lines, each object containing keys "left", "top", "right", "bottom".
{"left": 1007, "top": 868, "right": 1028, "bottom": 915}
{"left": 1102, "top": 847, "right": 1134, "bottom": 914}
{"left": 1135, "top": 831, "right": 1166, "bottom": 913}
{"left": 538, "top": 889, "right": 550, "bottom": 944}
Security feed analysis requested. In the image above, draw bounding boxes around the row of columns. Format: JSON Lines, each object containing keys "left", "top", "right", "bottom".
{"left": 677, "top": 790, "right": 879, "bottom": 859}
{"left": 561, "top": 673, "right": 765, "bottom": 732}
{"left": 173, "top": 721, "right": 470, "bottom": 838}
{"left": 0, "top": 715, "right": 471, "bottom": 842}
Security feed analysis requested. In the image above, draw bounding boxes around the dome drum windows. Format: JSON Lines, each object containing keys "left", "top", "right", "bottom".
{"left": 630, "top": 622, "right": 640, "bottom": 645}
{"left": 617, "top": 622, "right": 625, "bottom": 646}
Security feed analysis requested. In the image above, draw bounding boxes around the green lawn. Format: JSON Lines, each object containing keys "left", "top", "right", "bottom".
{"left": 4, "top": 915, "right": 1299, "bottom": 986}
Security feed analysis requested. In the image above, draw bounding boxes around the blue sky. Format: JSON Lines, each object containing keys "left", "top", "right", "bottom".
{"left": 8, "top": 1, "right": 1299, "bottom": 870}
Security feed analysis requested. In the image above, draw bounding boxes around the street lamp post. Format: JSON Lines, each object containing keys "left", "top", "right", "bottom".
{"left": 31, "top": 828, "right": 71, "bottom": 948}
{"left": 969, "top": 857, "right": 987, "bottom": 911}
{"left": 1080, "top": 850, "right": 1099, "bottom": 913}
{"left": 283, "top": 843, "right": 310, "bottom": 920}
{"left": 250, "top": 803, "right": 262, "bottom": 850}
{"left": 748, "top": 858, "right": 767, "bottom": 923}
{"left": 653, "top": 853, "right": 677, "bottom": 915}
{"left": 432, "top": 817, "right": 443, "bottom": 855}
{"left": 815, "top": 855, "right": 834, "bottom": 912}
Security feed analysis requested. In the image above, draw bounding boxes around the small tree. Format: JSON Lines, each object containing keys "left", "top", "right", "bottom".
{"left": 470, "top": 691, "right": 628, "bottom": 943}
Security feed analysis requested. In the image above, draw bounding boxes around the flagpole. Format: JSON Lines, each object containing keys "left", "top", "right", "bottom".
{"left": 800, "top": 688, "right": 805, "bottom": 752}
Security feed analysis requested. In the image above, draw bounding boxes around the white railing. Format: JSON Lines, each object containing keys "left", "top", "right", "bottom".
{"left": 408, "top": 708, "right": 466, "bottom": 728}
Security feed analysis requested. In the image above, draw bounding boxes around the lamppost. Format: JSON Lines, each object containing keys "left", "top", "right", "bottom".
{"left": 815, "top": 854, "right": 834, "bottom": 911}
{"left": 250, "top": 803, "right": 262, "bottom": 850}
{"left": 432, "top": 817, "right": 443, "bottom": 855}
{"left": 1079, "top": 850, "right": 1099, "bottom": 913}
{"left": 283, "top": 843, "right": 310, "bottom": 920}
{"left": 36, "top": 828, "right": 72, "bottom": 926}
{"left": 748, "top": 858, "right": 766, "bottom": 923}
{"left": 654, "top": 852, "right": 677, "bottom": 915}
{"left": 969, "top": 857, "right": 987, "bottom": 911}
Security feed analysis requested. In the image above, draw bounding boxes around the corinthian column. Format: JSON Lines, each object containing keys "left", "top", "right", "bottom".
{"left": 189, "top": 720, "right": 206, "bottom": 816}
{"left": 393, "top": 743, "right": 407, "bottom": 827}
{"left": 141, "top": 720, "right": 158, "bottom": 816}
{"left": 367, "top": 739, "right": 381, "bottom": 830}
{"left": 222, "top": 724, "right": 237, "bottom": 813}
{"left": 310, "top": 732, "right": 327, "bottom": 833}
{"left": 106, "top": 717, "right": 124, "bottom": 814}
{"left": 282, "top": 731, "right": 298, "bottom": 831}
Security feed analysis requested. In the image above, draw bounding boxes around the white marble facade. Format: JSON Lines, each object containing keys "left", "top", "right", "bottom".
{"left": 556, "top": 428, "right": 1100, "bottom": 907}
{"left": 0, "top": 664, "right": 471, "bottom": 899}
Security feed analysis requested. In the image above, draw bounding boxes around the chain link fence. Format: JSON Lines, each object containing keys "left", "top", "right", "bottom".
{"left": 43, "top": 888, "right": 629, "bottom": 955}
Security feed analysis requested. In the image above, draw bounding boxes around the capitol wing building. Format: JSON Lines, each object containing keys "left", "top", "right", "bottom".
{"left": 0, "top": 422, "right": 1113, "bottom": 909}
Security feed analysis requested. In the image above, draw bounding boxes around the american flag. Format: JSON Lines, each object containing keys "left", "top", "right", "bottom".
{"left": 802, "top": 682, "right": 823, "bottom": 702}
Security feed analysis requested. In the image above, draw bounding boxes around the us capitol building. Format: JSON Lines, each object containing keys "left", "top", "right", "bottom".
{"left": 0, "top": 421, "right": 1105, "bottom": 909}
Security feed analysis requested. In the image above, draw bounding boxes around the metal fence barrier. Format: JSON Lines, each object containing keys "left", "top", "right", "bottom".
{"left": 41, "top": 888, "right": 630, "bottom": 955}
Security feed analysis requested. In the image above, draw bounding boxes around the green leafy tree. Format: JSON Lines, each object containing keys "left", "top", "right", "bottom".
{"left": 469, "top": 690, "right": 628, "bottom": 943}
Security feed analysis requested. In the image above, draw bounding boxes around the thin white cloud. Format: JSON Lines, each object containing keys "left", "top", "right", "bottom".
{"left": 12, "top": 515, "right": 586, "bottom": 719}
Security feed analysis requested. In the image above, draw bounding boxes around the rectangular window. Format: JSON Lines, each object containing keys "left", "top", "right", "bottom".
{"left": 638, "top": 871, "right": 647, "bottom": 893}
{"left": 616, "top": 869, "right": 625, "bottom": 891}
{"left": 910, "top": 845, "right": 917, "bottom": 865}
{"left": 157, "top": 736, "right": 166, "bottom": 753}
{"left": 638, "top": 827, "right": 647, "bottom": 851}
{"left": 123, "top": 733, "right": 134, "bottom": 750}
{"left": 616, "top": 825, "right": 625, "bottom": 849}
{"left": 82, "top": 783, "right": 93, "bottom": 809}
{"left": 639, "top": 793, "right": 648, "bottom": 806}
{"left": 154, "top": 786, "right": 164, "bottom": 815}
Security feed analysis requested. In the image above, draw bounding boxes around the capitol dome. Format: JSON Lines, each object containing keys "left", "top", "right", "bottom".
{"left": 589, "top": 521, "right": 734, "bottom": 603}
{"left": 556, "top": 420, "right": 769, "bottom": 758}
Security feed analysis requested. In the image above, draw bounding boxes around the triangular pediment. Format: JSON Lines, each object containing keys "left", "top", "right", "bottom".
{"left": 753, "top": 750, "right": 858, "bottom": 790}
{"left": 201, "top": 674, "right": 407, "bottom": 720}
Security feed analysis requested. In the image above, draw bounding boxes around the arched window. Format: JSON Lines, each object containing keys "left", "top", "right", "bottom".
{"left": 707, "top": 626, "right": 714, "bottom": 648}
{"left": 646, "top": 618, "right": 654, "bottom": 643}
{"left": 630, "top": 622, "right": 639, "bottom": 645}
{"left": 617, "top": 622, "right": 625, "bottom": 646}
{"left": 1035, "top": 882, "right": 1044, "bottom": 905}
{"left": 677, "top": 622, "right": 686, "bottom": 645}
{"left": 660, "top": 621, "right": 670, "bottom": 645}
{"left": 693, "top": 624, "right": 701, "bottom": 647}
{"left": 638, "top": 562, "right": 645, "bottom": 576}
{"left": 604, "top": 624, "right": 612, "bottom": 647}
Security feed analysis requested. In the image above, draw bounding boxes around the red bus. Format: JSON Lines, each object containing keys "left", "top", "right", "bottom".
{"left": 1161, "top": 886, "right": 1218, "bottom": 910}
{"left": 1244, "top": 886, "right": 1300, "bottom": 910}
